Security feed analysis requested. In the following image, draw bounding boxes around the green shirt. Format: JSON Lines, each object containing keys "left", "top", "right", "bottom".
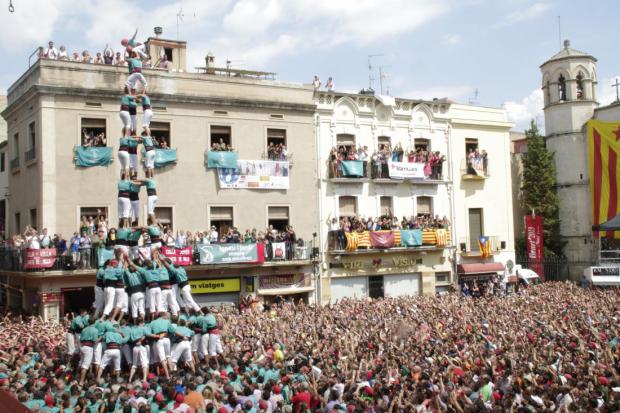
{"left": 103, "top": 331, "right": 126, "bottom": 345}
{"left": 145, "top": 179, "right": 156, "bottom": 190}
{"left": 124, "top": 269, "right": 145, "bottom": 288}
{"left": 80, "top": 325, "right": 100, "bottom": 342}
{"left": 127, "top": 139, "right": 139, "bottom": 150}
{"left": 129, "top": 325, "right": 151, "bottom": 343}
{"left": 138, "top": 266, "right": 159, "bottom": 284}
{"left": 148, "top": 225, "right": 161, "bottom": 237}
{"left": 142, "top": 136, "right": 155, "bottom": 148}
{"left": 173, "top": 326, "right": 194, "bottom": 340}
{"left": 70, "top": 316, "right": 86, "bottom": 332}
{"left": 128, "top": 230, "right": 142, "bottom": 243}
{"left": 94, "top": 320, "right": 115, "bottom": 336}
{"left": 157, "top": 266, "right": 169, "bottom": 283}
{"left": 149, "top": 318, "right": 175, "bottom": 335}
{"left": 116, "top": 227, "right": 131, "bottom": 241}
{"left": 118, "top": 180, "right": 132, "bottom": 192}
{"left": 129, "top": 183, "right": 141, "bottom": 194}
{"left": 103, "top": 267, "right": 123, "bottom": 283}
{"left": 168, "top": 265, "right": 188, "bottom": 283}
{"left": 119, "top": 137, "right": 130, "bottom": 148}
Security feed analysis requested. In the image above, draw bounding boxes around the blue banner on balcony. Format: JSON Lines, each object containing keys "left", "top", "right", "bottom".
{"left": 151, "top": 148, "right": 177, "bottom": 168}
{"left": 206, "top": 151, "right": 238, "bottom": 168}
{"left": 400, "top": 229, "right": 423, "bottom": 246}
{"left": 340, "top": 160, "right": 364, "bottom": 177}
{"left": 97, "top": 248, "right": 115, "bottom": 268}
{"left": 75, "top": 146, "right": 112, "bottom": 167}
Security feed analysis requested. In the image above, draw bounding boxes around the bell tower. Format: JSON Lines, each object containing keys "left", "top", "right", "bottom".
{"left": 540, "top": 39, "right": 598, "bottom": 278}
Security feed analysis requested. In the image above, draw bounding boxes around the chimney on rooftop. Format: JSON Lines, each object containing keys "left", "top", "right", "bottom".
{"left": 154, "top": 27, "right": 163, "bottom": 38}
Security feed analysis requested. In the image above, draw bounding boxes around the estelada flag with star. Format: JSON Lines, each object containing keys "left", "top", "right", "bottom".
{"left": 587, "top": 119, "right": 620, "bottom": 239}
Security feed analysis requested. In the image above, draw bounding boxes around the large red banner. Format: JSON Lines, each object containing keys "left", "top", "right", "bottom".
{"left": 161, "top": 246, "right": 193, "bottom": 266}
{"left": 369, "top": 231, "right": 395, "bottom": 248}
{"left": 23, "top": 248, "right": 57, "bottom": 270}
{"left": 525, "top": 215, "right": 544, "bottom": 280}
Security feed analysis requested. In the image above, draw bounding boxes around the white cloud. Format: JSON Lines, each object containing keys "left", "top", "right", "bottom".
{"left": 597, "top": 75, "right": 620, "bottom": 106}
{"left": 495, "top": 1, "right": 554, "bottom": 28}
{"left": 442, "top": 34, "right": 462, "bottom": 45}
{"left": 0, "top": 0, "right": 65, "bottom": 51}
{"left": 403, "top": 85, "right": 475, "bottom": 102}
{"left": 503, "top": 88, "right": 544, "bottom": 132}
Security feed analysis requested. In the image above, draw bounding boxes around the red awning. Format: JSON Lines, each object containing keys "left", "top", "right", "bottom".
{"left": 457, "top": 262, "right": 505, "bottom": 274}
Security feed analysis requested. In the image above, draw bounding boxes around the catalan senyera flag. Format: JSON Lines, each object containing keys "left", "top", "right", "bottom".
{"left": 587, "top": 120, "right": 620, "bottom": 239}
{"left": 478, "top": 236, "right": 492, "bottom": 258}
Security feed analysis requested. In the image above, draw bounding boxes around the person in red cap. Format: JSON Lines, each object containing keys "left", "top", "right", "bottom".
{"left": 291, "top": 382, "right": 311, "bottom": 413}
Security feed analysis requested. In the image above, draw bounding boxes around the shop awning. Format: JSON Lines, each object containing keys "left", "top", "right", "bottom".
{"left": 457, "top": 262, "right": 505, "bottom": 274}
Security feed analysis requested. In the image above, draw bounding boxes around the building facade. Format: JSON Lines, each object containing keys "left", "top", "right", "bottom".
{"left": 540, "top": 39, "right": 599, "bottom": 278}
{"left": 1, "top": 44, "right": 320, "bottom": 317}
{"left": 315, "top": 91, "right": 515, "bottom": 303}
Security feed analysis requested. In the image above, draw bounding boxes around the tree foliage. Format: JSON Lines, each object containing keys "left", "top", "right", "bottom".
{"left": 521, "top": 120, "right": 565, "bottom": 258}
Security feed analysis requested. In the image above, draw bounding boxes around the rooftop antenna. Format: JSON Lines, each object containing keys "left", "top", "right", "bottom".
{"left": 367, "top": 54, "right": 383, "bottom": 91}
{"left": 557, "top": 15, "right": 561, "bottom": 49}
{"left": 379, "top": 66, "right": 391, "bottom": 95}
{"left": 468, "top": 88, "right": 479, "bottom": 105}
{"left": 612, "top": 78, "right": 620, "bottom": 102}
{"left": 176, "top": 8, "right": 184, "bottom": 40}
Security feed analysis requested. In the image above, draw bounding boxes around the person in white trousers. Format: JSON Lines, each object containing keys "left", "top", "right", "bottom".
{"left": 161, "top": 257, "right": 201, "bottom": 313}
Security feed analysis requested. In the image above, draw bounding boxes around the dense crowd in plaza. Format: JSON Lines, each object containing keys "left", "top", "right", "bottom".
{"left": 1, "top": 283, "right": 620, "bottom": 412}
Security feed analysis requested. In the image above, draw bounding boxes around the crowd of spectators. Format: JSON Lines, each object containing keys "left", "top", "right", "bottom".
{"left": 328, "top": 212, "right": 450, "bottom": 234}
{"left": 210, "top": 141, "right": 235, "bottom": 152}
{"left": 465, "top": 148, "right": 489, "bottom": 176}
{"left": 329, "top": 144, "right": 445, "bottom": 180}
{"left": 2, "top": 282, "right": 620, "bottom": 412}
{"left": 1, "top": 218, "right": 304, "bottom": 270}
{"left": 81, "top": 129, "right": 107, "bottom": 148}
{"left": 266, "top": 142, "right": 288, "bottom": 161}
{"left": 37, "top": 40, "right": 173, "bottom": 70}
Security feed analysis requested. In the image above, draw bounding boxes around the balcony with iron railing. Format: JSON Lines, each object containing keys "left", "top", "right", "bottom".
{"left": 460, "top": 156, "right": 490, "bottom": 180}
{"left": 327, "top": 228, "right": 452, "bottom": 253}
{"left": 0, "top": 240, "right": 316, "bottom": 274}
{"left": 24, "top": 148, "right": 36, "bottom": 163}
{"left": 328, "top": 159, "right": 447, "bottom": 184}
{"left": 458, "top": 235, "right": 502, "bottom": 257}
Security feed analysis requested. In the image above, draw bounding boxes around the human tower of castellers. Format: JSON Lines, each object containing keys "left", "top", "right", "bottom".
{"left": 66, "top": 32, "right": 222, "bottom": 387}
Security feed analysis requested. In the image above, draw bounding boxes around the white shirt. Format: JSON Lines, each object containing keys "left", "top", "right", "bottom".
{"left": 326, "top": 80, "right": 334, "bottom": 91}
{"left": 27, "top": 235, "right": 41, "bottom": 249}
{"left": 39, "top": 235, "right": 51, "bottom": 248}
{"left": 44, "top": 47, "right": 59, "bottom": 59}
{"left": 58, "top": 50, "right": 68, "bottom": 60}
{"left": 328, "top": 221, "right": 340, "bottom": 231}
{"left": 209, "top": 230, "right": 218, "bottom": 243}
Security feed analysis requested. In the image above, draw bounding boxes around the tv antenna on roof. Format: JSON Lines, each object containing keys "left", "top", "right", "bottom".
{"left": 379, "top": 66, "right": 391, "bottom": 95}
{"left": 176, "top": 8, "right": 184, "bottom": 40}
{"left": 468, "top": 88, "right": 479, "bottom": 105}
{"left": 367, "top": 54, "right": 384, "bottom": 91}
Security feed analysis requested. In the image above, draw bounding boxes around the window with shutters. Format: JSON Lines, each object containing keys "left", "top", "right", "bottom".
{"left": 155, "top": 207, "right": 174, "bottom": 232}
{"left": 268, "top": 206, "right": 289, "bottom": 231}
{"left": 336, "top": 134, "right": 356, "bottom": 153}
{"left": 416, "top": 196, "right": 432, "bottom": 217}
{"left": 210, "top": 125, "right": 232, "bottom": 149}
{"left": 151, "top": 121, "right": 171, "bottom": 148}
{"left": 468, "top": 208, "right": 483, "bottom": 251}
{"left": 379, "top": 196, "right": 393, "bottom": 216}
{"left": 339, "top": 196, "right": 357, "bottom": 218}
{"left": 414, "top": 138, "right": 430, "bottom": 152}
{"left": 267, "top": 129, "right": 287, "bottom": 160}
{"left": 209, "top": 206, "right": 234, "bottom": 238}
{"left": 80, "top": 118, "right": 107, "bottom": 147}
{"left": 378, "top": 136, "right": 391, "bottom": 151}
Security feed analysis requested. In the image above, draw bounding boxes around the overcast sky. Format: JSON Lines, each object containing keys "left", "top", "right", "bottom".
{"left": 0, "top": 0, "right": 619, "bottom": 131}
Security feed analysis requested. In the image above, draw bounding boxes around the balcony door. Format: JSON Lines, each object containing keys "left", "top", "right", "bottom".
{"left": 468, "top": 208, "right": 483, "bottom": 251}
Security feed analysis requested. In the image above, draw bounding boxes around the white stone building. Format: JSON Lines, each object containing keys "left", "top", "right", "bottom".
{"left": 314, "top": 91, "right": 515, "bottom": 302}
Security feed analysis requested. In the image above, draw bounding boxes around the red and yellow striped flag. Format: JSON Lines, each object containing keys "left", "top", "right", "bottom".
{"left": 587, "top": 120, "right": 620, "bottom": 239}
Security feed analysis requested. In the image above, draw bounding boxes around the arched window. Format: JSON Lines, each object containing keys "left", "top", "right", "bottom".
{"left": 546, "top": 81, "right": 551, "bottom": 104}
{"left": 576, "top": 72, "right": 584, "bottom": 100}
{"left": 558, "top": 74, "right": 567, "bottom": 101}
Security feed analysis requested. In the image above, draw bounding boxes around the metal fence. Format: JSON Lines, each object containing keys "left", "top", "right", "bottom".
{"left": 515, "top": 254, "right": 595, "bottom": 281}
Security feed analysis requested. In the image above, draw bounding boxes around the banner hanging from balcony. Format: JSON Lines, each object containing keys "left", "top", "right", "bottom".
{"left": 97, "top": 248, "right": 115, "bottom": 268}
{"left": 525, "top": 215, "right": 544, "bottom": 279}
{"left": 259, "top": 274, "right": 307, "bottom": 289}
{"left": 478, "top": 236, "right": 492, "bottom": 258}
{"left": 142, "top": 148, "right": 177, "bottom": 168}
{"left": 198, "top": 243, "right": 265, "bottom": 264}
{"left": 587, "top": 120, "right": 620, "bottom": 239}
{"left": 161, "top": 246, "right": 193, "bottom": 266}
{"left": 340, "top": 160, "right": 365, "bottom": 177}
{"left": 369, "top": 231, "right": 395, "bottom": 248}
{"left": 206, "top": 151, "right": 238, "bottom": 168}
{"left": 24, "top": 248, "right": 57, "bottom": 269}
{"left": 271, "top": 242, "right": 287, "bottom": 260}
{"left": 75, "top": 146, "right": 113, "bottom": 167}
{"left": 400, "top": 229, "right": 423, "bottom": 246}
{"left": 217, "top": 160, "right": 290, "bottom": 189}
{"left": 387, "top": 161, "right": 425, "bottom": 179}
